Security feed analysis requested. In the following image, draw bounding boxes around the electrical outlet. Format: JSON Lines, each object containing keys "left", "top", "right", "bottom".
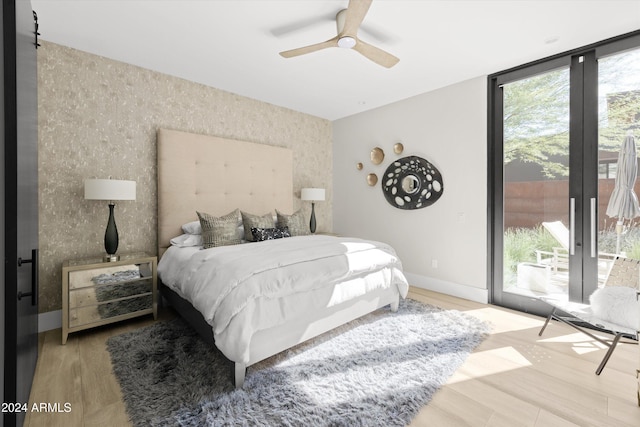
{"left": 431, "top": 259, "right": 438, "bottom": 268}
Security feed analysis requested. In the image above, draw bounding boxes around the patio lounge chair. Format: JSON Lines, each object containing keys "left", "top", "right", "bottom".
{"left": 538, "top": 256, "right": 640, "bottom": 374}
{"left": 536, "top": 220, "right": 617, "bottom": 276}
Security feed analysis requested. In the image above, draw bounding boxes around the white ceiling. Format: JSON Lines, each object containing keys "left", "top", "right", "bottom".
{"left": 31, "top": 0, "right": 640, "bottom": 121}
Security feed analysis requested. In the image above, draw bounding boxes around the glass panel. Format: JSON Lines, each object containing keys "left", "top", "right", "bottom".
{"left": 69, "top": 295, "right": 153, "bottom": 327}
{"left": 69, "top": 278, "right": 153, "bottom": 309}
{"left": 598, "top": 47, "right": 640, "bottom": 276}
{"left": 502, "top": 67, "right": 571, "bottom": 298}
{"left": 68, "top": 262, "right": 152, "bottom": 290}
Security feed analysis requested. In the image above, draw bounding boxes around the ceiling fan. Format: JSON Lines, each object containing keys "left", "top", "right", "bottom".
{"left": 279, "top": 0, "right": 399, "bottom": 68}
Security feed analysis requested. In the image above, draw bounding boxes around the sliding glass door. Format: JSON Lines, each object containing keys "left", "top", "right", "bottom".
{"left": 490, "top": 32, "right": 640, "bottom": 314}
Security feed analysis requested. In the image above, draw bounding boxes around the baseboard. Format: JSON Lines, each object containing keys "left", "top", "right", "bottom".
{"left": 38, "top": 310, "right": 61, "bottom": 332}
{"left": 404, "top": 272, "right": 488, "bottom": 304}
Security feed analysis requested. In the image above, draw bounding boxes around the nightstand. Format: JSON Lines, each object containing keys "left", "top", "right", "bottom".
{"left": 62, "top": 252, "right": 157, "bottom": 344}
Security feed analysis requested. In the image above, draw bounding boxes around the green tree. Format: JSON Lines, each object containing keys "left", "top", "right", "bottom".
{"left": 503, "top": 49, "right": 640, "bottom": 179}
{"left": 599, "top": 50, "right": 640, "bottom": 149}
{"left": 503, "top": 68, "right": 570, "bottom": 178}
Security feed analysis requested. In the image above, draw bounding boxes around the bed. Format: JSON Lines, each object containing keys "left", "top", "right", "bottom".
{"left": 156, "top": 128, "right": 409, "bottom": 388}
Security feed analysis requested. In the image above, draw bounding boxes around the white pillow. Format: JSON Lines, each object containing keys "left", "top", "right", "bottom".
{"left": 170, "top": 233, "right": 203, "bottom": 247}
{"left": 589, "top": 286, "right": 640, "bottom": 330}
{"left": 182, "top": 221, "right": 202, "bottom": 235}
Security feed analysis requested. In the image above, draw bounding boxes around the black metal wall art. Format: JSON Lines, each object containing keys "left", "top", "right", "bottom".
{"left": 381, "top": 155, "right": 443, "bottom": 209}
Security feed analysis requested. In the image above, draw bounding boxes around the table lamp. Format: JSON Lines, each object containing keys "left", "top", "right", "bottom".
{"left": 84, "top": 178, "right": 136, "bottom": 261}
{"left": 301, "top": 188, "right": 325, "bottom": 234}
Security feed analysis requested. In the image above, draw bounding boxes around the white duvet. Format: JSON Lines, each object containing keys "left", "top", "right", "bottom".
{"left": 158, "top": 235, "right": 409, "bottom": 363}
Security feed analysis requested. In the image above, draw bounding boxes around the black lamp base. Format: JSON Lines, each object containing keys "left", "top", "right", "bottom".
{"left": 104, "top": 203, "right": 120, "bottom": 262}
{"left": 310, "top": 202, "right": 317, "bottom": 234}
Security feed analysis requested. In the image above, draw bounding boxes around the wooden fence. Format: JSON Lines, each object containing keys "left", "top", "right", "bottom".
{"left": 504, "top": 179, "right": 640, "bottom": 229}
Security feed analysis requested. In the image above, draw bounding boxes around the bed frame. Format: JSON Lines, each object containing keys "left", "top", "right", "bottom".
{"left": 156, "top": 128, "right": 400, "bottom": 388}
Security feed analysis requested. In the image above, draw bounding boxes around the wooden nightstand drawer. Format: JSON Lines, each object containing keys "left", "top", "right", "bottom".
{"left": 62, "top": 253, "right": 157, "bottom": 344}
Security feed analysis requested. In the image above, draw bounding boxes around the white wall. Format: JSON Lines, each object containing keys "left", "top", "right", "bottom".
{"left": 333, "top": 76, "right": 488, "bottom": 302}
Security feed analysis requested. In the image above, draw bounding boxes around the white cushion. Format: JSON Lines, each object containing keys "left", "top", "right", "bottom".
{"left": 181, "top": 220, "right": 202, "bottom": 235}
{"left": 170, "top": 233, "right": 203, "bottom": 247}
{"left": 590, "top": 286, "right": 640, "bottom": 330}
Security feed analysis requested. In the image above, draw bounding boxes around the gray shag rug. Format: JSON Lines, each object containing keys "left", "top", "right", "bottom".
{"left": 107, "top": 298, "right": 490, "bottom": 426}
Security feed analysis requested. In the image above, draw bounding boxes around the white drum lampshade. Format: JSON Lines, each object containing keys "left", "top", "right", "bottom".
{"left": 84, "top": 179, "right": 136, "bottom": 201}
{"left": 301, "top": 188, "right": 325, "bottom": 202}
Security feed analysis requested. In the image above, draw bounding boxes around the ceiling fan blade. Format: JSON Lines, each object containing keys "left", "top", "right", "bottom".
{"left": 279, "top": 36, "right": 339, "bottom": 58}
{"left": 342, "top": 0, "right": 373, "bottom": 36}
{"left": 353, "top": 38, "right": 399, "bottom": 68}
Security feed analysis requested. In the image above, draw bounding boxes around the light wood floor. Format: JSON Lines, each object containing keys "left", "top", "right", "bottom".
{"left": 25, "top": 288, "right": 640, "bottom": 427}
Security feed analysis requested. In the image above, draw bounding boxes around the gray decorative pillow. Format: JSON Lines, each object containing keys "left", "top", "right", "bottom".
{"left": 276, "top": 209, "right": 309, "bottom": 236}
{"left": 241, "top": 211, "right": 275, "bottom": 241}
{"left": 197, "top": 209, "right": 242, "bottom": 249}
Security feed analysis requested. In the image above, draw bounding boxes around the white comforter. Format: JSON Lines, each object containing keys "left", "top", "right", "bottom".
{"left": 158, "top": 235, "right": 408, "bottom": 363}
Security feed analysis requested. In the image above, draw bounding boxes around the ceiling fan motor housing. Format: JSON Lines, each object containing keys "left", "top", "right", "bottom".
{"left": 338, "top": 36, "right": 356, "bottom": 49}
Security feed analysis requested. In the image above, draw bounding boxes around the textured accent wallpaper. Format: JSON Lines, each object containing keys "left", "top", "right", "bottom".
{"left": 37, "top": 41, "right": 332, "bottom": 313}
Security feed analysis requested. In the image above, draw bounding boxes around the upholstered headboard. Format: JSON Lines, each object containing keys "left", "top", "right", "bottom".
{"left": 157, "top": 128, "right": 294, "bottom": 258}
